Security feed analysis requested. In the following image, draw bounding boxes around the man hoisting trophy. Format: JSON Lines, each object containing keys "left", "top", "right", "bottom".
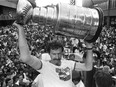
{"left": 11, "top": 0, "right": 104, "bottom": 87}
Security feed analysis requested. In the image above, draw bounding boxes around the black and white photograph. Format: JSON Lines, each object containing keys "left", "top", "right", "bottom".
{"left": 0, "top": 0, "right": 116, "bottom": 87}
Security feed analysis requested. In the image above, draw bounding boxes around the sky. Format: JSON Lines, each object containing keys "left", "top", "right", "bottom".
{"left": 35, "top": 0, "right": 82, "bottom": 7}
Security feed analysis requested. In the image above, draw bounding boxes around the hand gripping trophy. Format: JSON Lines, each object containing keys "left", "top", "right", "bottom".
{"left": 15, "top": 0, "right": 104, "bottom": 43}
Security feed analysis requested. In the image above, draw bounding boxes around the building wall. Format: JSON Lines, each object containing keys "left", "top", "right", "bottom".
{"left": 97, "top": 0, "right": 116, "bottom": 27}
{"left": 0, "top": 6, "right": 16, "bottom": 21}
{"left": 0, "top": 6, "right": 16, "bottom": 26}
{"left": 97, "top": 0, "right": 116, "bottom": 16}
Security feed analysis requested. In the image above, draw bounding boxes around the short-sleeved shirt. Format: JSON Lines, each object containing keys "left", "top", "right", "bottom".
{"left": 37, "top": 59, "right": 75, "bottom": 87}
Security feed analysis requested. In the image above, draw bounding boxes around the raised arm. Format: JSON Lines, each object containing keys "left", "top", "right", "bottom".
{"left": 13, "top": 22, "right": 42, "bottom": 70}
{"left": 74, "top": 41, "right": 93, "bottom": 71}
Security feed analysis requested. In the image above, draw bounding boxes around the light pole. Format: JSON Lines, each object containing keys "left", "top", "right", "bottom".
{"left": 107, "top": 0, "right": 110, "bottom": 28}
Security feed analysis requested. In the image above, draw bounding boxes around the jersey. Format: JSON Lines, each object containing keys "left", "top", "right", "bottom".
{"left": 37, "top": 59, "right": 76, "bottom": 87}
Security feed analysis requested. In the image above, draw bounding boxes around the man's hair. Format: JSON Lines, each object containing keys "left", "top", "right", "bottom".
{"left": 94, "top": 70, "right": 113, "bottom": 87}
{"left": 46, "top": 40, "right": 64, "bottom": 53}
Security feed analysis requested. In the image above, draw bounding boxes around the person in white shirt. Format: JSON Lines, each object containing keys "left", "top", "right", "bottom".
{"left": 13, "top": 22, "right": 93, "bottom": 87}
{"left": 31, "top": 74, "right": 43, "bottom": 87}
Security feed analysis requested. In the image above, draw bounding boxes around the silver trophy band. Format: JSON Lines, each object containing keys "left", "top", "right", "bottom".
{"left": 16, "top": 0, "right": 104, "bottom": 42}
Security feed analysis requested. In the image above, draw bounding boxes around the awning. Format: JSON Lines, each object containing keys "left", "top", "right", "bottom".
{"left": 0, "top": 0, "right": 16, "bottom": 8}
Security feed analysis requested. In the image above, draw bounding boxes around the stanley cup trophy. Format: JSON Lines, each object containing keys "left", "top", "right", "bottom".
{"left": 16, "top": 0, "right": 104, "bottom": 43}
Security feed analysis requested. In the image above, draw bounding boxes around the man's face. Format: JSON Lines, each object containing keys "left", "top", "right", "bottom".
{"left": 49, "top": 48, "right": 63, "bottom": 61}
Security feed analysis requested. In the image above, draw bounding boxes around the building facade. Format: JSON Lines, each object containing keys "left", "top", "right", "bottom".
{"left": 97, "top": 0, "right": 116, "bottom": 27}
{"left": 0, "top": 0, "right": 16, "bottom": 26}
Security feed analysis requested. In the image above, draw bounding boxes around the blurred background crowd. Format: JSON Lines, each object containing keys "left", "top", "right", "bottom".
{"left": 0, "top": 23, "right": 116, "bottom": 87}
{"left": 0, "top": 0, "right": 116, "bottom": 87}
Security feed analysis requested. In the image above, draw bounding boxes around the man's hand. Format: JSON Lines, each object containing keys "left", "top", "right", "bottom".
{"left": 85, "top": 41, "right": 93, "bottom": 48}
{"left": 13, "top": 22, "right": 23, "bottom": 28}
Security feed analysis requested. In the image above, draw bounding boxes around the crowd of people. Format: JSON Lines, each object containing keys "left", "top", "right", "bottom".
{"left": 0, "top": 22, "right": 116, "bottom": 87}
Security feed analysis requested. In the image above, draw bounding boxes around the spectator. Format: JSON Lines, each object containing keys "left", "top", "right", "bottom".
{"left": 94, "top": 70, "right": 113, "bottom": 87}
